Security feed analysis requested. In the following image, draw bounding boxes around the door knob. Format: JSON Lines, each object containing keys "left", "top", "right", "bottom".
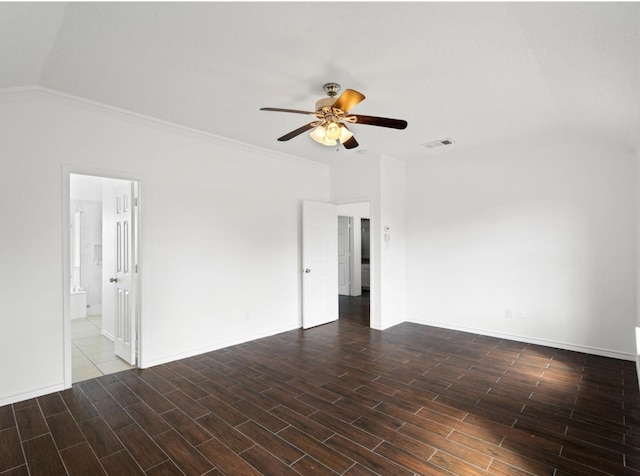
{"left": 109, "top": 277, "right": 118, "bottom": 283}
{"left": 304, "top": 268, "right": 311, "bottom": 274}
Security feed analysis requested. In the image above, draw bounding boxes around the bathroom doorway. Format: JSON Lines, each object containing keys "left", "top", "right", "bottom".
{"left": 68, "top": 173, "right": 140, "bottom": 384}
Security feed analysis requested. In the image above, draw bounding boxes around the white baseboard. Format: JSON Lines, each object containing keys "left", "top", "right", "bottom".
{"left": 0, "top": 383, "right": 66, "bottom": 407}
{"left": 101, "top": 329, "right": 115, "bottom": 342}
{"left": 407, "top": 318, "right": 635, "bottom": 361}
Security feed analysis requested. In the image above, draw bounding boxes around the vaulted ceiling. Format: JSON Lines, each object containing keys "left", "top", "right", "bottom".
{"left": 2, "top": 2, "right": 639, "bottom": 163}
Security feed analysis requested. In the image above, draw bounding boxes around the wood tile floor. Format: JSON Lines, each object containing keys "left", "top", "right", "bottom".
{"left": 2, "top": 295, "right": 640, "bottom": 475}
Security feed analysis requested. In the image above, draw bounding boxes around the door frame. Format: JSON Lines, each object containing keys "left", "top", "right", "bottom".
{"left": 62, "top": 165, "right": 143, "bottom": 388}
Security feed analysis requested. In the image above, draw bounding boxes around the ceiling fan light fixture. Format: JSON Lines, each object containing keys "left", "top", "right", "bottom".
{"left": 338, "top": 123, "right": 353, "bottom": 143}
{"left": 325, "top": 122, "right": 341, "bottom": 141}
{"left": 310, "top": 123, "right": 336, "bottom": 145}
{"left": 310, "top": 122, "right": 354, "bottom": 146}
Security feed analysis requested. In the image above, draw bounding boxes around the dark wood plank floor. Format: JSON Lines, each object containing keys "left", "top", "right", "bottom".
{"left": 2, "top": 294, "right": 639, "bottom": 475}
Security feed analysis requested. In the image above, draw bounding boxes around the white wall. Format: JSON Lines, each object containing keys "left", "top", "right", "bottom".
{"left": 0, "top": 89, "right": 329, "bottom": 405}
{"left": 406, "top": 135, "right": 637, "bottom": 358}
{"left": 70, "top": 174, "right": 104, "bottom": 201}
{"left": 379, "top": 155, "right": 406, "bottom": 329}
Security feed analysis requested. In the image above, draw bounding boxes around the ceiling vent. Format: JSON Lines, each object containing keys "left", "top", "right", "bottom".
{"left": 422, "top": 138, "right": 454, "bottom": 149}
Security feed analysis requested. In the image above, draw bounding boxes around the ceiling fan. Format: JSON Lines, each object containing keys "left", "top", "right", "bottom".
{"left": 260, "top": 83, "right": 408, "bottom": 150}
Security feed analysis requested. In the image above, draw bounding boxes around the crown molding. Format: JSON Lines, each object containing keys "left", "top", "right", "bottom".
{"left": 0, "top": 86, "right": 329, "bottom": 170}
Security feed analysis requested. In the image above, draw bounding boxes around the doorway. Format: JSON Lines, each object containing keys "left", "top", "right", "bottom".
{"left": 336, "top": 202, "right": 371, "bottom": 325}
{"left": 66, "top": 172, "right": 140, "bottom": 384}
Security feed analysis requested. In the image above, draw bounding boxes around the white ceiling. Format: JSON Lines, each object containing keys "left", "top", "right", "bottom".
{"left": 2, "top": 2, "right": 639, "bottom": 163}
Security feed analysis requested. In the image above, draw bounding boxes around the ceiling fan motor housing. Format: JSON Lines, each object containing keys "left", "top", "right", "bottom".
{"left": 315, "top": 97, "right": 336, "bottom": 112}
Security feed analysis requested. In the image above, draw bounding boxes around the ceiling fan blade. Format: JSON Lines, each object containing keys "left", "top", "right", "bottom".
{"left": 342, "top": 135, "right": 359, "bottom": 150}
{"left": 261, "top": 107, "right": 316, "bottom": 115}
{"left": 277, "top": 122, "right": 320, "bottom": 141}
{"left": 347, "top": 114, "right": 408, "bottom": 130}
{"left": 332, "top": 89, "right": 365, "bottom": 113}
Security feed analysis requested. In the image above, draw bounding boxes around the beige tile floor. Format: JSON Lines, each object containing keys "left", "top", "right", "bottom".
{"left": 71, "top": 315, "right": 135, "bottom": 383}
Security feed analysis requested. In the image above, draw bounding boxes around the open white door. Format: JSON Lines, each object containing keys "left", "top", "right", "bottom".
{"left": 302, "top": 201, "right": 338, "bottom": 329}
{"left": 105, "top": 180, "right": 137, "bottom": 365}
{"left": 338, "top": 216, "right": 351, "bottom": 296}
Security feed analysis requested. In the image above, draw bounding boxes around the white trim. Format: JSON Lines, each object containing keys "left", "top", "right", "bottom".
{"left": 0, "top": 86, "right": 328, "bottom": 171}
{"left": 101, "top": 330, "right": 115, "bottom": 342}
{"left": 408, "top": 318, "right": 635, "bottom": 361}
{"left": 0, "top": 383, "right": 66, "bottom": 407}
{"left": 62, "top": 170, "right": 72, "bottom": 388}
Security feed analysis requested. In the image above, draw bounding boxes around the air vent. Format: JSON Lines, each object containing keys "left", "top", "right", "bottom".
{"left": 422, "top": 138, "right": 454, "bottom": 149}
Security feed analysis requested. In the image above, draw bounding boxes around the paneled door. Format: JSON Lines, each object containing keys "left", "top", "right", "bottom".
{"left": 302, "top": 201, "right": 338, "bottom": 329}
{"left": 107, "top": 181, "right": 137, "bottom": 365}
